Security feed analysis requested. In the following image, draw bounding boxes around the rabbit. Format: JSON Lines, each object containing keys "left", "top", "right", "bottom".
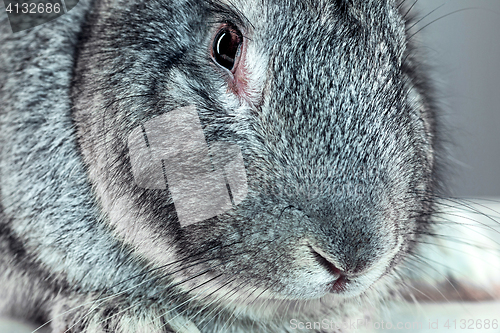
{"left": 1, "top": 0, "right": 493, "bottom": 332}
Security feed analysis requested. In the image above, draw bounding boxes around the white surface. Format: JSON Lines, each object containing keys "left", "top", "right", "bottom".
{"left": 376, "top": 301, "right": 500, "bottom": 333}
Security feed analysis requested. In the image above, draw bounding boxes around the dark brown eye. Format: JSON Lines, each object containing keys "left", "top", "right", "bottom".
{"left": 212, "top": 25, "right": 243, "bottom": 71}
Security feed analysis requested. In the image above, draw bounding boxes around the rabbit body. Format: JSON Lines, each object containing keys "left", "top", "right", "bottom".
{"left": 0, "top": 0, "right": 440, "bottom": 332}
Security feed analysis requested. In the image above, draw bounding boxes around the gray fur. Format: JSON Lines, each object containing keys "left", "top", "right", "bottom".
{"left": 0, "top": 0, "right": 443, "bottom": 332}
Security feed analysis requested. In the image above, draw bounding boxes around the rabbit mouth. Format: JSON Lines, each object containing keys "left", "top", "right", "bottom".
{"left": 329, "top": 275, "right": 349, "bottom": 293}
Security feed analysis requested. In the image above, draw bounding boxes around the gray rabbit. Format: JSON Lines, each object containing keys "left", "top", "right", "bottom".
{"left": 0, "top": 0, "right": 477, "bottom": 332}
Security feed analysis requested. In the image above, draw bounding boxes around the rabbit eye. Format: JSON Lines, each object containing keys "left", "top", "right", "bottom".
{"left": 212, "top": 25, "right": 243, "bottom": 71}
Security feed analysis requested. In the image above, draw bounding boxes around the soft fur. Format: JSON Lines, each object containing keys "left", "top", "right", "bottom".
{"left": 1, "top": 0, "right": 447, "bottom": 332}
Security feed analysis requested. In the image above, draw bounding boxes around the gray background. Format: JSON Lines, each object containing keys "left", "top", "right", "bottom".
{"left": 417, "top": 0, "right": 500, "bottom": 197}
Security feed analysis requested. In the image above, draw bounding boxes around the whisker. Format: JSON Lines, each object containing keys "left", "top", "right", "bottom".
{"left": 407, "top": 7, "right": 480, "bottom": 41}
{"left": 402, "top": 0, "right": 420, "bottom": 20}
{"left": 406, "top": 2, "right": 447, "bottom": 32}
{"left": 402, "top": 257, "right": 456, "bottom": 303}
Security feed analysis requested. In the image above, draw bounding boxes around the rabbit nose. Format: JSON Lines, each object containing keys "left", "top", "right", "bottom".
{"left": 310, "top": 246, "right": 363, "bottom": 293}
{"left": 310, "top": 244, "right": 368, "bottom": 277}
{"left": 305, "top": 211, "right": 396, "bottom": 276}
{"left": 284, "top": 203, "right": 396, "bottom": 276}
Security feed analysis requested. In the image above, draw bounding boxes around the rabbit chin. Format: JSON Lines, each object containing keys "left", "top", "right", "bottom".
{"left": 171, "top": 260, "right": 390, "bottom": 314}
{"left": 286, "top": 264, "right": 389, "bottom": 300}
{"left": 180, "top": 272, "right": 388, "bottom": 322}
